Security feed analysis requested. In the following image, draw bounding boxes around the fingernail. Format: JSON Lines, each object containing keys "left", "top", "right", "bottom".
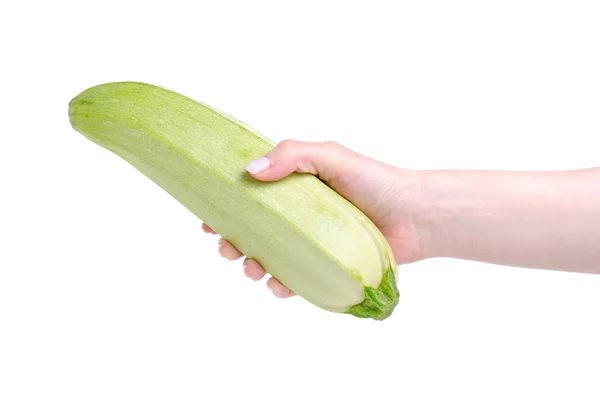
{"left": 245, "top": 157, "right": 271, "bottom": 174}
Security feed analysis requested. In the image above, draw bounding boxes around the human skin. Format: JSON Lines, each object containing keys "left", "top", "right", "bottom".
{"left": 202, "top": 140, "right": 600, "bottom": 298}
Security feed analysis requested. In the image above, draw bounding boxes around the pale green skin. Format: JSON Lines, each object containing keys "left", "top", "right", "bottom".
{"left": 68, "top": 82, "right": 399, "bottom": 320}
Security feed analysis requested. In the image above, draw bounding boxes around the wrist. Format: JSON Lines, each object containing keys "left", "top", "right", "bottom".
{"left": 410, "top": 170, "right": 465, "bottom": 261}
{"left": 385, "top": 167, "right": 451, "bottom": 262}
{"left": 404, "top": 167, "right": 600, "bottom": 271}
{"left": 411, "top": 169, "right": 566, "bottom": 262}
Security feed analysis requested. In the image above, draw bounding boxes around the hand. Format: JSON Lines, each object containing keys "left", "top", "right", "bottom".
{"left": 203, "top": 140, "right": 424, "bottom": 298}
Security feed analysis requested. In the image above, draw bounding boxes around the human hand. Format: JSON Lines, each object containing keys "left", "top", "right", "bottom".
{"left": 203, "top": 140, "right": 424, "bottom": 298}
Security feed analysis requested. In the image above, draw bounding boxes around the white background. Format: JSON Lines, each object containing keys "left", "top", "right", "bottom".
{"left": 1, "top": 1, "right": 599, "bottom": 396}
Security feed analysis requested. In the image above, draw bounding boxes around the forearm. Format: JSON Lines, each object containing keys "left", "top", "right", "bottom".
{"left": 416, "top": 168, "right": 600, "bottom": 273}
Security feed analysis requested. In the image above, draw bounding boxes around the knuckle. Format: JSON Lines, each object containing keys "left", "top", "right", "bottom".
{"left": 277, "top": 139, "right": 298, "bottom": 150}
{"left": 323, "top": 140, "right": 343, "bottom": 151}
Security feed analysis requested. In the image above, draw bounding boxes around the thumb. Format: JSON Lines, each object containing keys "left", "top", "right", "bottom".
{"left": 245, "top": 140, "right": 354, "bottom": 183}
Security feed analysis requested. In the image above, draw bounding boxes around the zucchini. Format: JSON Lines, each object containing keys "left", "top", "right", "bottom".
{"left": 68, "top": 82, "right": 399, "bottom": 320}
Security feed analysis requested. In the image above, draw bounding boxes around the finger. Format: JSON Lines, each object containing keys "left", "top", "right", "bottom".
{"left": 218, "top": 238, "right": 243, "bottom": 261}
{"left": 202, "top": 223, "right": 217, "bottom": 234}
{"left": 266, "top": 276, "right": 295, "bottom": 298}
{"left": 243, "top": 258, "right": 266, "bottom": 281}
{"left": 245, "top": 140, "right": 357, "bottom": 184}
